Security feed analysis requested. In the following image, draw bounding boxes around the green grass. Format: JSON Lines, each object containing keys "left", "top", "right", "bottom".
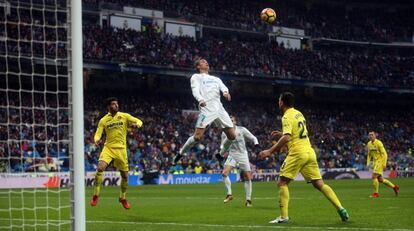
{"left": 1, "top": 178, "right": 414, "bottom": 231}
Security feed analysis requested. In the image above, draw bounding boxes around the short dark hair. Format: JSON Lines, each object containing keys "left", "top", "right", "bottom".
{"left": 279, "top": 92, "right": 295, "bottom": 107}
{"left": 194, "top": 58, "right": 203, "bottom": 72}
{"left": 105, "top": 97, "right": 118, "bottom": 107}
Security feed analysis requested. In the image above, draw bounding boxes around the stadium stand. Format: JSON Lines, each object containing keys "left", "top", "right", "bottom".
{"left": 1, "top": 0, "right": 413, "bottom": 174}
{"left": 1, "top": 91, "right": 413, "bottom": 173}
{"left": 83, "top": 0, "right": 414, "bottom": 42}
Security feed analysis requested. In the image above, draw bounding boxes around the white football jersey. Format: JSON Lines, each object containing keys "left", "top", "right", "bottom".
{"left": 190, "top": 73, "right": 228, "bottom": 111}
{"left": 221, "top": 126, "right": 258, "bottom": 156}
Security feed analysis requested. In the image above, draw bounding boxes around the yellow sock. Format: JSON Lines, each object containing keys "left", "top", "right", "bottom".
{"left": 372, "top": 178, "right": 379, "bottom": 193}
{"left": 93, "top": 171, "right": 103, "bottom": 196}
{"left": 120, "top": 177, "right": 128, "bottom": 199}
{"left": 320, "top": 184, "right": 342, "bottom": 210}
{"left": 279, "top": 185, "right": 289, "bottom": 218}
{"left": 382, "top": 179, "right": 395, "bottom": 188}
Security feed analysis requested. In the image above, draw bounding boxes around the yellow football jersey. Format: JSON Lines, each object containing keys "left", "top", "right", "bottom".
{"left": 281, "top": 108, "right": 312, "bottom": 155}
{"left": 94, "top": 112, "right": 143, "bottom": 148}
{"left": 367, "top": 139, "right": 387, "bottom": 166}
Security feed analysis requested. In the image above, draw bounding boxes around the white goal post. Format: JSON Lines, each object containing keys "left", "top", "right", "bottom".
{"left": 69, "top": 0, "right": 85, "bottom": 230}
{"left": 0, "top": 0, "right": 85, "bottom": 230}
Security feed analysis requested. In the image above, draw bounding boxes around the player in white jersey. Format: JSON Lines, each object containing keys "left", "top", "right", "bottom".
{"left": 221, "top": 116, "right": 258, "bottom": 207}
{"left": 174, "top": 59, "right": 236, "bottom": 164}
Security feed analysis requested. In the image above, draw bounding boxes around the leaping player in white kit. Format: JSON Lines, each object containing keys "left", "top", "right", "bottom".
{"left": 174, "top": 58, "right": 236, "bottom": 164}
{"left": 221, "top": 115, "right": 259, "bottom": 207}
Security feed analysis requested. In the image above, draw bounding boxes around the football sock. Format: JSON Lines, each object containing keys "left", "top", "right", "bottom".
{"left": 320, "top": 184, "right": 343, "bottom": 210}
{"left": 223, "top": 175, "right": 232, "bottom": 195}
{"left": 120, "top": 177, "right": 128, "bottom": 199}
{"left": 180, "top": 136, "right": 196, "bottom": 155}
{"left": 279, "top": 185, "right": 289, "bottom": 218}
{"left": 373, "top": 178, "right": 379, "bottom": 193}
{"left": 382, "top": 179, "right": 395, "bottom": 188}
{"left": 93, "top": 171, "right": 103, "bottom": 196}
{"left": 244, "top": 180, "right": 252, "bottom": 201}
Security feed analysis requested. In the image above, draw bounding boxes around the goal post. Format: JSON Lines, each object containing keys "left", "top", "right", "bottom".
{"left": 68, "top": 0, "right": 85, "bottom": 230}
{"left": 0, "top": 0, "right": 85, "bottom": 230}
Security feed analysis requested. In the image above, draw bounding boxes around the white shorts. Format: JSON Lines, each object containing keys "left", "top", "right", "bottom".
{"left": 195, "top": 107, "right": 233, "bottom": 129}
{"left": 224, "top": 154, "right": 251, "bottom": 171}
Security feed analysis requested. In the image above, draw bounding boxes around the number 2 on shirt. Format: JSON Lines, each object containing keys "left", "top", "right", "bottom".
{"left": 298, "top": 120, "right": 308, "bottom": 139}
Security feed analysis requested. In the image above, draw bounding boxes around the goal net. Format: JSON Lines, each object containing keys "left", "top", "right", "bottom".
{"left": 0, "top": 0, "right": 84, "bottom": 230}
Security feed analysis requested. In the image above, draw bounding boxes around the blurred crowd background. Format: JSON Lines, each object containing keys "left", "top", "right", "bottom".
{"left": 1, "top": 0, "right": 413, "bottom": 174}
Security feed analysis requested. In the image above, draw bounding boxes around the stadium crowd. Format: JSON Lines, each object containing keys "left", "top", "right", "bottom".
{"left": 83, "top": 25, "right": 414, "bottom": 88}
{"left": 1, "top": 93, "right": 413, "bottom": 174}
{"left": 0, "top": 93, "right": 70, "bottom": 173}
{"left": 83, "top": 0, "right": 414, "bottom": 42}
{"left": 1, "top": 4, "right": 413, "bottom": 88}
{"left": 1, "top": 0, "right": 413, "bottom": 174}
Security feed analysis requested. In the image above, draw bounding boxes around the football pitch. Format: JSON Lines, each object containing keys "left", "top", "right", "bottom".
{"left": 1, "top": 178, "right": 413, "bottom": 231}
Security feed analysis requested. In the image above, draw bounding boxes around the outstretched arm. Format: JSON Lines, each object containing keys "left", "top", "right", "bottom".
{"left": 259, "top": 134, "right": 290, "bottom": 158}
{"left": 243, "top": 127, "right": 259, "bottom": 145}
{"left": 126, "top": 113, "right": 143, "bottom": 128}
{"left": 260, "top": 115, "right": 292, "bottom": 158}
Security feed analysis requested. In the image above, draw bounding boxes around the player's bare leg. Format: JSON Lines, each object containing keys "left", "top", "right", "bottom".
{"left": 216, "top": 127, "right": 236, "bottom": 163}
{"left": 312, "top": 179, "right": 349, "bottom": 222}
{"left": 91, "top": 160, "right": 108, "bottom": 206}
{"left": 269, "top": 176, "right": 291, "bottom": 223}
{"left": 377, "top": 175, "right": 399, "bottom": 196}
{"left": 222, "top": 165, "right": 234, "bottom": 203}
{"left": 242, "top": 171, "right": 253, "bottom": 207}
{"left": 222, "top": 127, "right": 236, "bottom": 153}
{"left": 119, "top": 170, "right": 130, "bottom": 209}
{"left": 175, "top": 128, "right": 205, "bottom": 164}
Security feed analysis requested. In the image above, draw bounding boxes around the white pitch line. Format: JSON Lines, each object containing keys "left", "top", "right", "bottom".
{"left": 97, "top": 196, "right": 410, "bottom": 201}
{"left": 87, "top": 220, "right": 413, "bottom": 231}
{"left": 0, "top": 218, "right": 411, "bottom": 231}
{"left": 0, "top": 195, "right": 410, "bottom": 200}
{"left": 0, "top": 196, "right": 303, "bottom": 200}
{"left": 98, "top": 196, "right": 296, "bottom": 200}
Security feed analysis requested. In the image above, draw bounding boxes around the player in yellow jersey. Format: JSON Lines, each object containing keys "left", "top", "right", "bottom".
{"left": 366, "top": 131, "right": 399, "bottom": 198}
{"left": 260, "top": 92, "right": 349, "bottom": 224}
{"left": 90, "top": 97, "right": 143, "bottom": 209}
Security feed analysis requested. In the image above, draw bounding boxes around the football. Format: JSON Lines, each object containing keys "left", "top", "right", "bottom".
{"left": 260, "top": 8, "right": 277, "bottom": 24}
